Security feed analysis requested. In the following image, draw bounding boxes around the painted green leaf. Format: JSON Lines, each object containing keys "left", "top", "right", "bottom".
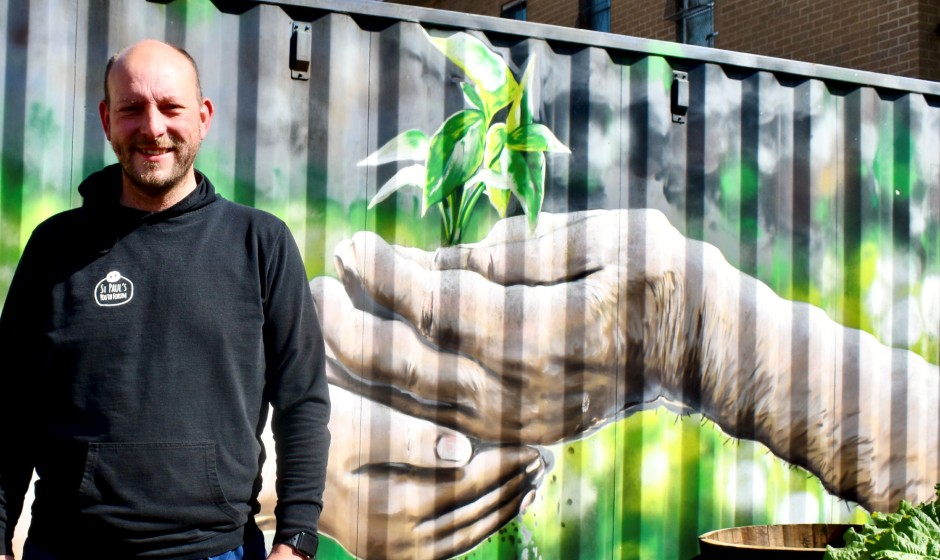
{"left": 507, "top": 54, "right": 538, "bottom": 132}
{"left": 481, "top": 124, "right": 511, "bottom": 216}
{"left": 426, "top": 30, "right": 517, "bottom": 117}
{"left": 487, "top": 184, "right": 512, "bottom": 218}
{"left": 423, "top": 109, "right": 486, "bottom": 212}
{"left": 357, "top": 129, "right": 430, "bottom": 166}
{"left": 507, "top": 123, "right": 571, "bottom": 153}
{"left": 485, "top": 123, "right": 508, "bottom": 170}
{"left": 466, "top": 166, "right": 511, "bottom": 218}
{"left": 461, "top": 82, "right": 487, "bottom": 117}
{"left": 506, "top": 149, "right": 545, "bottom": 229}
{"left": 367, "top": 164, "right": 427, "bottom": 209}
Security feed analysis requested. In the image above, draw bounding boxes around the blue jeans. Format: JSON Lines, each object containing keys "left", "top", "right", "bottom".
{"left": 22, "top": 523, "right": 267, "bottom": 560}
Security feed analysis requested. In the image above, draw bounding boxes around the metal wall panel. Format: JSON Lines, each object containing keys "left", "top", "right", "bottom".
{"left": 2, "top": 0, "right": 939, "bottom": 558}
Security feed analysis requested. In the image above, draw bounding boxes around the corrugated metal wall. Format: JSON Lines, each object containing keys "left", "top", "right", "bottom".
{"left": 2, "top": 0, "right": 939, "bottom": 558}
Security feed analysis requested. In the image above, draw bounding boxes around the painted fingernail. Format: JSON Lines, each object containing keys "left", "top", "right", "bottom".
{"left": 520, "top": 489, "right": 536, "bottom": 511}
{"left": 332, "top": 255, "right": 347, "bottom": 284}
{"left": 526, "top": 456, "right": 542, "bottom": 473}
{"left": 436, "top": 434, "right": 472, "bottom": 463}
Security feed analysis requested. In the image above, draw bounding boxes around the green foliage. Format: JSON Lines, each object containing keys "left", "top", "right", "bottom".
{"left": 360, "top": 30, "right": 570, "bottom": 245}
{"left": 824, "top": 485, "right": 940, "bottom": 560}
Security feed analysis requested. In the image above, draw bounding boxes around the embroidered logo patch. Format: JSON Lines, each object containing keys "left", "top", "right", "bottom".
{"left": 95, "top": 271, "right": 134, "bottom": 306}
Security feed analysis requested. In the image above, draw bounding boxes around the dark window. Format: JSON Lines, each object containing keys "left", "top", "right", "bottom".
{"left": 502, "top": 0, "right": 526, "bottom": 21}
{"left": 581, "top": 0, "right": 610, "bottom": 32}
{"left": 672, "top": 0, "right": 716, "bottom": 47}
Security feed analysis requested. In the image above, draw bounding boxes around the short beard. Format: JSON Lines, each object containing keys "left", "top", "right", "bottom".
{"left": 113, "top": 136, "right": 199, "bottom": 196}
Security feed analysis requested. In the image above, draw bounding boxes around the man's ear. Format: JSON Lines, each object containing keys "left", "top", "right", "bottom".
{"left": 199, "top": 97, "right": 214, "bottom": 140}
{"left": 98, "top": 100, "right": 111, "bottom": 141}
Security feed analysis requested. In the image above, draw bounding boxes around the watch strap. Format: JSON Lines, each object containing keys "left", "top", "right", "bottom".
{"left": 278, "top": 531, "right": 318, "bottom": 558}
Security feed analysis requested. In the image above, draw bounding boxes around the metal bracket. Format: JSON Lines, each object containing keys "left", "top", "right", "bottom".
{"left": 671, "top": 71, "right": 689, "bottom": 124}
{"left": 290, "top": 21, "right": 312, "bottom": 80}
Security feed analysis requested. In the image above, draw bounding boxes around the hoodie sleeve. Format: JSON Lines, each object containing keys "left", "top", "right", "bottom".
{"left": 261, "top": 224, "right": 331, "bottom": 543}
{"left": 0, "top": 232, "right": 44, "bottom": 555}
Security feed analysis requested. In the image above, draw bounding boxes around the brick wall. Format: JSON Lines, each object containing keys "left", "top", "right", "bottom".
{"left": 394, "top": 0, "right": 502, "bottom": 16}
{"left": 918, "top": 0, "right": 940, "bottom": 81}
{"left": 390, "top": 0, "right": 940, "bottom": 81}
{"left": 712, "top": 0, "right": 930, "bottom": 80}
{"left": 612, "top": 0, "right": 675, "bottom": 42}
{"left": 528, "top": 1, "right": 581, "bottom": 28}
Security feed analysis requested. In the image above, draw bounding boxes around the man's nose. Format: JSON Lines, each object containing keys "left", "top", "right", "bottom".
{"left": 139, "top": 106, "right": 168, "bottom": 138}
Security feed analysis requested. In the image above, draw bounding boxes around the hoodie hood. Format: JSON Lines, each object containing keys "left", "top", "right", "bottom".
{"left": 77, "top": 163, "right": 219, "bottom": 253}
{"left": 78, "top": 163, "right": 218, "bottom": 219}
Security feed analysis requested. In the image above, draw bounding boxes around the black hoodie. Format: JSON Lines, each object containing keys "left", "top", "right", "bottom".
{"left": 0, "top": 164, "right": 330, "bottom": 558}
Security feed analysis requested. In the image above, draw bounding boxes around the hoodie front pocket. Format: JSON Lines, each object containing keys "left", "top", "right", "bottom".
{"left": 78, "top": 440, "right": 245, "bottom": 534}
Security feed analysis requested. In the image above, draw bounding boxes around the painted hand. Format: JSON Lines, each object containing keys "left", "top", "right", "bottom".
{"left": 317, "top": 382, "right": 546, "bottom": 560}
{"left": 309, "top": 209, "right": 670, "bottom": 445}
{"left": 311, "top": 208, "right": 940, "bottom": 513}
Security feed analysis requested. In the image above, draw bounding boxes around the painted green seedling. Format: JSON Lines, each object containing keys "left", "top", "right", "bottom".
{"left": 360, "top": 30, "right": 570, "bottom": 245}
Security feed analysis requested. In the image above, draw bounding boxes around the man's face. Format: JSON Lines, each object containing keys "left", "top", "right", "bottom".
{"left": 99, "top": 42, "right": 212, "bottom": 197}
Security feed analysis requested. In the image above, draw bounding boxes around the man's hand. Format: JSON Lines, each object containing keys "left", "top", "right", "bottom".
{"left": 267, "top": 543, "right": 307, "bottom": 559}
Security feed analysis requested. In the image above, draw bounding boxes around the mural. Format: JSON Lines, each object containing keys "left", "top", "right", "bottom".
{"left": 3, "top": 0, "right": 939, "bottom": 559}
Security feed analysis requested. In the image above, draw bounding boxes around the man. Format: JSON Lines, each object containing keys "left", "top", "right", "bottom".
{"left": 0, "top": 39, "right": 330, "bottom": 559}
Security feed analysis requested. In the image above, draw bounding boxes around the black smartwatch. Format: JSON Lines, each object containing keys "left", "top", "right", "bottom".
{"left": 278, "top": 531, "right": 318, "bottom": 558}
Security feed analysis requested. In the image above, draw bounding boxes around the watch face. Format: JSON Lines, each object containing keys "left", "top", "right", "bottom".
{"left": 287, "top": 531, "right": 318, "bottom": 558}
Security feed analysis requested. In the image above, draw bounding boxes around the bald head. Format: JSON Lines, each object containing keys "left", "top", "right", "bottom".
{"left": 103, "top": 39, "right": 203, "bottom": 105}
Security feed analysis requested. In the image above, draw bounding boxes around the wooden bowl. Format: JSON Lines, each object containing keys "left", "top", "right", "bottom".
{"left": 698, "top": 523, "right": 861, "bottom": 559}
